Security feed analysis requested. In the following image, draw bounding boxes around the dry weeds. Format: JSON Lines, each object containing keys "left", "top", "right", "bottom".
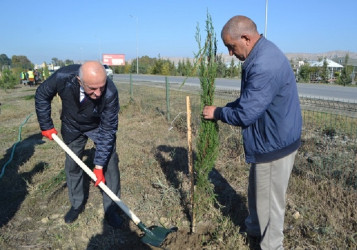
{"left": 0, "top": 83, "right": 356, "bottom": 249}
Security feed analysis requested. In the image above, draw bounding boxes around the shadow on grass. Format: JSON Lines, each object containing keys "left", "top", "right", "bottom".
{"left": 86, "top": 218, "right": 152, "bottom": 249}
{"left": 209, "top": 168, "right": 248, "bottom": 228}
{"left": 154, "top": 145, "right": 191, "bottom": 220}
{"left": 45, "top": 147, "right": 96, "bottom": 208}
{"left": 57, "top": 144, "right": 151, "bottom": 249}
{"left": 0, "top": 133, "right": 45, "bottom": 227}
{"left": 155, "top": 145, "right": 248, "bottom": 229}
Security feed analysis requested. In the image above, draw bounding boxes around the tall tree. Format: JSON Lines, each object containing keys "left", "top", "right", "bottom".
{"left": 51, "top": 57, "right": 59, "bottom": 66}
{"left": 11, "top": 55, "right": 32, "bottom": 70}
{"left": 184, "top": 58, "right": 193, "bottom": 76}
{"left": 337, "top": 54, "right": 352, "bottom": 86}
{"left": 65, "top": 59, "right": 74, "bottom": 65}
{"left": 215, "top": 54, "right": 226, "bottom": 78}
{"left": 229, "top": 58, "right": 236, "bottom": 78}
{"left": 0, "top": 54, "right": 11, "bottom": 70}
{"left": 0, "top": 68, "right": 17, "bottom": 89}
{"left": 177, "top": 60, "right": 184, "bottom": 76}
{"left": 42, "top": 62, "right": 50, "bottom": 80}
{"left": 299, "top": 63, "right": 311, "bottom": 83}
{"left": 321, "top": 59, "right": 329, "bottom": 83}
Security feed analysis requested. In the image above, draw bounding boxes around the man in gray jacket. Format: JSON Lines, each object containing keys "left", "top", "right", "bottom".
{"left": 35, "top": 61, "right": 122, "bottom": 228}
{"left": 203, "top": 16, "right": 302, "bottom": 249}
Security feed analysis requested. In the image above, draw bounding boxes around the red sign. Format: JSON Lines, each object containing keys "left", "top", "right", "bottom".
{"left": 102, "top": 54, "right": 125, "bottom": 66}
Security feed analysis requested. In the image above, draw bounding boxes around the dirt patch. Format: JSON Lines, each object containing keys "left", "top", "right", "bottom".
{"left": 162, "top": 230, "right": 210, "bottom": 249}
{"left": 0, "top": 84, "right": 356, "bottom": 249}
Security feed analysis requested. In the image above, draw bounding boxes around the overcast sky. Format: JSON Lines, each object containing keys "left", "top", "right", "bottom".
{"left": 1, "top": 0, "right": 356, "bottom": 64}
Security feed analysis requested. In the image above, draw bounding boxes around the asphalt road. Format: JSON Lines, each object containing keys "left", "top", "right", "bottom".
{"left": 114, "top": 74, "right": 357, "bottom": 102}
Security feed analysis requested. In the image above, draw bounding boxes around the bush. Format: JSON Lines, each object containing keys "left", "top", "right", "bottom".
{"left": 0, "top": 69, "right": 17, "bottom": 89}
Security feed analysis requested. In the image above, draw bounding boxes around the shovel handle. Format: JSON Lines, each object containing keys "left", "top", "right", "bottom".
{"left": 52, "top": 133, "right": 141, "bottom": 225}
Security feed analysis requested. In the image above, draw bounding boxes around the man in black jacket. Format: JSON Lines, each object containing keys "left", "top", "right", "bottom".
{"left": 35, "top": 61, "right": 122, "bottom": 228}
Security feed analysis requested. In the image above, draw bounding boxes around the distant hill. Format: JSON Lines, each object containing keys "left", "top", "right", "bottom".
{"left": 285, "top": 50, "right": 357, "bottom": 61}
{"left": 284, "top": 51, "right": 357, "bottom": 66}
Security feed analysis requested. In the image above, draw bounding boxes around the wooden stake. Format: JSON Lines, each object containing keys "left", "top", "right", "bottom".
{"left": 186, "top": 96, "right": 195, "bottom": 233}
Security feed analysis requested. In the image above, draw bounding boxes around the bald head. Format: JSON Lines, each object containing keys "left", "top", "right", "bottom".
{"left": 78, "top": 61, "right": 107, "bottom": 100}
{"left": 79, "top": 61, "right": 106, "bottom": 82}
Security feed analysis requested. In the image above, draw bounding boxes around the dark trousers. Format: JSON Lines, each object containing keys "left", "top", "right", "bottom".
{"left": 64, "top": 133, "right": 120, "bottom": 213}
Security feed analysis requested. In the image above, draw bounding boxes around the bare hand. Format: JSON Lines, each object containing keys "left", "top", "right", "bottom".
{"left": 202, "top": 106, "right": 216, "bottom": 120}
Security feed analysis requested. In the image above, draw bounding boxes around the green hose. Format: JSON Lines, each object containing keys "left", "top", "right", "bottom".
{"left": 0, "top": 114, "right": 33, "bottom": 179}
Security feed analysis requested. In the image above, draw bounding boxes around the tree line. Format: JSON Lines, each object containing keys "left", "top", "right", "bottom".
{"left": 112, "top": 54, "right": 241, "bottom": 79}
{"left": 1, "top": 52, "right": 355, "bottom": 90}
{"left": 110, "top": 54, "right": 356, "bottom": 86}
{"left": 0, "top": 54, "right": 74, "bottom": 89}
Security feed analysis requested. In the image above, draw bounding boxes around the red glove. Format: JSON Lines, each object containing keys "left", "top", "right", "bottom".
{"left": 93, "top": 168, "right": 105, "bottom": 187}
{"left": 41, "top": 128, "right": 58, "bottom": 140}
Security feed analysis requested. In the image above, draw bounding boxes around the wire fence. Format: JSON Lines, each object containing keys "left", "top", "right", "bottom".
{"left": 115, "top": 78, "right": 357, "bottom": 189}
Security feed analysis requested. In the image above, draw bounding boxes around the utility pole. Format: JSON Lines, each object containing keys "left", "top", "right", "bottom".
{"left": 264, "top": 0, "right": 268, "bottom": 38}
{"left": 130, "top": 15, "right": 139, "bottom": 74}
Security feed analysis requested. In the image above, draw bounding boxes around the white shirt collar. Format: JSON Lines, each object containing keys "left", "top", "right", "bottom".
{"left": 80, "top": 86, "right": 86, "bottom": 102}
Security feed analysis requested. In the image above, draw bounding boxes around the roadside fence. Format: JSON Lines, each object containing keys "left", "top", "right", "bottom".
{"left": 116, "top": 76, "right": 357, "bottom": 189}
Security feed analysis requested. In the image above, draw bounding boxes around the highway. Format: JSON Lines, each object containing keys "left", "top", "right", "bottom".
{"left": 114, "top": 74, "right": 357, "bottom": 102}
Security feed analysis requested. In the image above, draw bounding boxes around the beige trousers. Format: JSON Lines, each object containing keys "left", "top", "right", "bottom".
{"left": 245, "top": 150, "right": 297, "bottom": 250}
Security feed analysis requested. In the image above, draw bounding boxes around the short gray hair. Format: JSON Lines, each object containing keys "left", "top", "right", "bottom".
{"left": 78, "top": 64, "right": 84, "bottom": 82}
{"left": 221, "top": 15, "right": 258, "bottom": 40}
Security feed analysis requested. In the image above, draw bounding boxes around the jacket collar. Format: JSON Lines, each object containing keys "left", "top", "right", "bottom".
{"left": 243, "top": 35, "right": 265, "bottom": 68}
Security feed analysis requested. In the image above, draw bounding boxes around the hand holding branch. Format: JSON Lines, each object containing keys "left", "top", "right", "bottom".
{"left": 202, "top": 106, "right": 216, "bottom": 120}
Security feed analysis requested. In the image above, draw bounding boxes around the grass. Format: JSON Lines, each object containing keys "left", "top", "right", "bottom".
{"left": 0, "top": 83, "right": 356, "bottom": 249}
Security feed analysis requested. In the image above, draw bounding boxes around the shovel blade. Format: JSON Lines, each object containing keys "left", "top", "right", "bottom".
{"left": 138, "top": 222, "right": 177, "bottom": 247}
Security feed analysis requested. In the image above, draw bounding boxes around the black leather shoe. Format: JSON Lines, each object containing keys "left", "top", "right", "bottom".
{"left": 239, "top": 224, "right": 247, "bottom": 235}
{"left": 64, "top": 206, "right": 83, "bottom": 224}
{"left": 105, "top": 210, "right": 124, "bottom": 228}
{"left": 247, "top": 235, "right": 262, "bottom": 250}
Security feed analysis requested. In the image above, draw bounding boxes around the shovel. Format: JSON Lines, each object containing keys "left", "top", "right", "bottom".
{"left": 52, "top": 134, "right": 177, "bottom": 247}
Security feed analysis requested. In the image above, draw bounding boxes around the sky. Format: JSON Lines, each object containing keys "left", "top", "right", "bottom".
{"left": 1, "top": 0, "right": 356, "bottom": 65}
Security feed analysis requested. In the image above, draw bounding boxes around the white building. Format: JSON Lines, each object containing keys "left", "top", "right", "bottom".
{"left": 308, "top": 59, "right": 343, "bottom": 80}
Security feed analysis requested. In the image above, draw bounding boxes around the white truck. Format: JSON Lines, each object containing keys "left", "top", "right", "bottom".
{"left": 103, "top": 64, "right": 113, "bottom": 80}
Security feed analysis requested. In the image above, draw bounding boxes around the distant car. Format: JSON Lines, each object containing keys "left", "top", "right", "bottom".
{"left": 103, "top": 64, "right": 113, "bottom": 80}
